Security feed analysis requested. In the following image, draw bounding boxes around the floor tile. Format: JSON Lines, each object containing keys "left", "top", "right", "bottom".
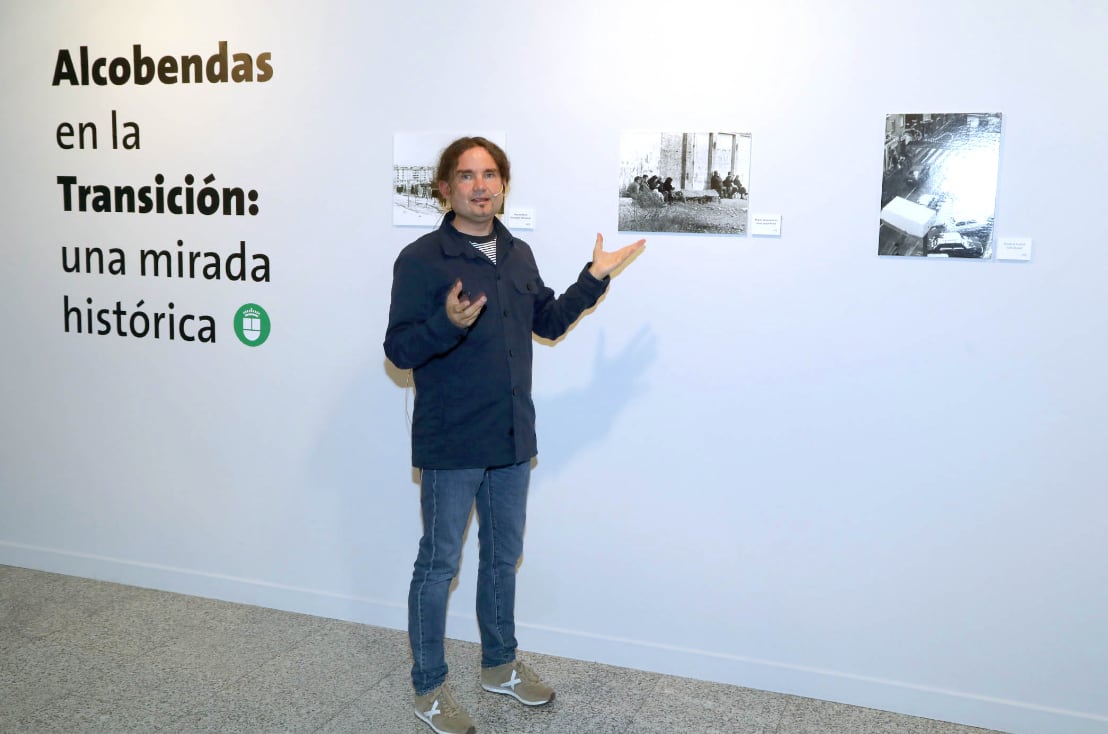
{"left": 157, "top": 621, "right": 411, "bottom": 732}
{"left": 230, "top": 621, "right": 409, "bottom": 702}
{"left": 619, "top": 675, "right": 788, "bottom": 734}
{"left": 778, "top": 696, "right": 1007, "bottom": 734}
{"left": 7, "top": 692, "right": 189, "bottom": 734}
{"left": 0, "top": 637, "right": 120, "bottom": 700}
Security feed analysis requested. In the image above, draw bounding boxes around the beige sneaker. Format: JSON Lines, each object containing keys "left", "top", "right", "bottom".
{"left": 480, "top": 659, "right": 555, "bottom": 706}
{"left": 413, "top": 683, "right": 476, "bottom": 734}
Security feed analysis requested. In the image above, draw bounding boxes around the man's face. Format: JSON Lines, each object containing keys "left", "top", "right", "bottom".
{"left": 439, "top": 146, "right": 504, "bottom": 236}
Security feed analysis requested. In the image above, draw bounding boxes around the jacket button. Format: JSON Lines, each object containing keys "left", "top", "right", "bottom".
{"left": 503, "top": 309, "right": 510, "bottom": 317}
{"left": 508, "top": 349, "right": 515, "bottom": 358}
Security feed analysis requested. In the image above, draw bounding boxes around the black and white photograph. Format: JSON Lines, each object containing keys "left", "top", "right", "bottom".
{"left": 878, "top": 113, "right": 1002, "bottom": 258}
{"left": 619, "top": 131, "right": 751, "bottom": 235}
{"left": 393, "top": 131, "right": 506, "bottom": 227}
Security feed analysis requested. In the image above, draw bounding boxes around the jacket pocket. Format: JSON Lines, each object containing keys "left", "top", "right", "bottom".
{"left": 511, "top": 274, "right": 540, "bottom": 298}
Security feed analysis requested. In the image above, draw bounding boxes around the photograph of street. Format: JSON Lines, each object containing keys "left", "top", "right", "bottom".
{"left": 878, "top": 113, "right": 1002, "bottom": 258}
{"left": 619, "top": 131, "right": 751, "bottom": 235}
{"left": 393, "top": 131, "right": 506, "bottom": 227}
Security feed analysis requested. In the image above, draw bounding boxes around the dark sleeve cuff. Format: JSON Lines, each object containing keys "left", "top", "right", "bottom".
{"left": 580, "top": 263, "right": 610, "bottom": 295}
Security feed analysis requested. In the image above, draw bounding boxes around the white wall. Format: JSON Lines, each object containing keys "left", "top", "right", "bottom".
{"left": 2, "top": 2, "right": 1106, "bottom": 732}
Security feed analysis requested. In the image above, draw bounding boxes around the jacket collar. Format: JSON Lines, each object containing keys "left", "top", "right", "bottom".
{"left": 439, "top": 210, "right": 513, "bottom": 259}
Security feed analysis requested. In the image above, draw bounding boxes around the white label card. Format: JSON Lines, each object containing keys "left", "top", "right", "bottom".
{"left": 506, "top": 208, "right": 535, "bottom": 230}
{"left": 997, "top": 238, "right": 1032, "bottom": 261}
{"left": 750, "top": 213, "right": 782, "bottom": 237}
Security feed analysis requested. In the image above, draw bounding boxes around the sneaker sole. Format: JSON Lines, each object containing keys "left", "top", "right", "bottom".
{"left": 413, "top": 708, "right": 476, "bottom": 734}
{"left": 480, "top": 683, "right": 555, "bottom": 706}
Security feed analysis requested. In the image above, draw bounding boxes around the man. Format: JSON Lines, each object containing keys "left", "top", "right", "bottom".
{"left": 384, "top": 137, "right": 644, "bottom": 734}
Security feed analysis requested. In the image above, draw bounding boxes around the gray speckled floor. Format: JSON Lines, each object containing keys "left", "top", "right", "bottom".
{"left": 0, "top": 565, "right": 1007, "bottom": 734}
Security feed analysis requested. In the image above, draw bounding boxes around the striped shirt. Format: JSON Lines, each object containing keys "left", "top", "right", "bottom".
{"left": 469, "top": 236, "right": 497, "bottom": 264}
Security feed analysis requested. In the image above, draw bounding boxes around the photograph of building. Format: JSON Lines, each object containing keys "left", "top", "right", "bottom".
{"left": 619, "top": 131, "right": 751, "bottom": 235}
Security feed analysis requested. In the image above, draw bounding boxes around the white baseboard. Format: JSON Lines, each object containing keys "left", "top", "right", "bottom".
{"left": 3, "top": 540, "right": 1105, "bottom": 734}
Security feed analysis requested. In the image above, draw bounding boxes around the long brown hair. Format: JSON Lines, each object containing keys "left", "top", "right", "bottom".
{"left": 434, "top": 137, "right": 511, "bottom": 197}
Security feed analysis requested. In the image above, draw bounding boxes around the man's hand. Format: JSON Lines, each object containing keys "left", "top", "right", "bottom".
{"left": 588, "top": 233, "right": 646, "bottom": 280}
{"left": 446, "top": 279, "right": 486, "bottom": 328}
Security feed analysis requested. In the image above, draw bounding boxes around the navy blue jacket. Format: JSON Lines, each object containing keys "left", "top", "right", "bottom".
{"left": 384, "top": 212, "right": 609, "bottom": 469}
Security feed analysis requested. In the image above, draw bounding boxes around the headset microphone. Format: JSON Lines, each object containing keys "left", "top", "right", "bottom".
{"left": 491, "top": 187, "right": 504, "bottom": 198}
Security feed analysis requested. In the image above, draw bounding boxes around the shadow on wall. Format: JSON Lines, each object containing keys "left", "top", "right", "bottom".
{"left": 533, "top": 326, "right": 657, "bottom": 478}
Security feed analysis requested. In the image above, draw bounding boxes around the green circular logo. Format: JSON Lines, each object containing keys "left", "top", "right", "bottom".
{"left": 234, "top": 303, "right": 270, "bottom": 346}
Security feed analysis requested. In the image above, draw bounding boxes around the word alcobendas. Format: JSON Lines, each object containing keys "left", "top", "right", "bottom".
{"left": 53, "top": 42, "right": 272, "bottom": 86}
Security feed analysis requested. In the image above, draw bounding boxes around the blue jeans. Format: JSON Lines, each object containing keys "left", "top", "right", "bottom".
{"left": 408, "top": 461, "right": 530, "bottom": 694}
